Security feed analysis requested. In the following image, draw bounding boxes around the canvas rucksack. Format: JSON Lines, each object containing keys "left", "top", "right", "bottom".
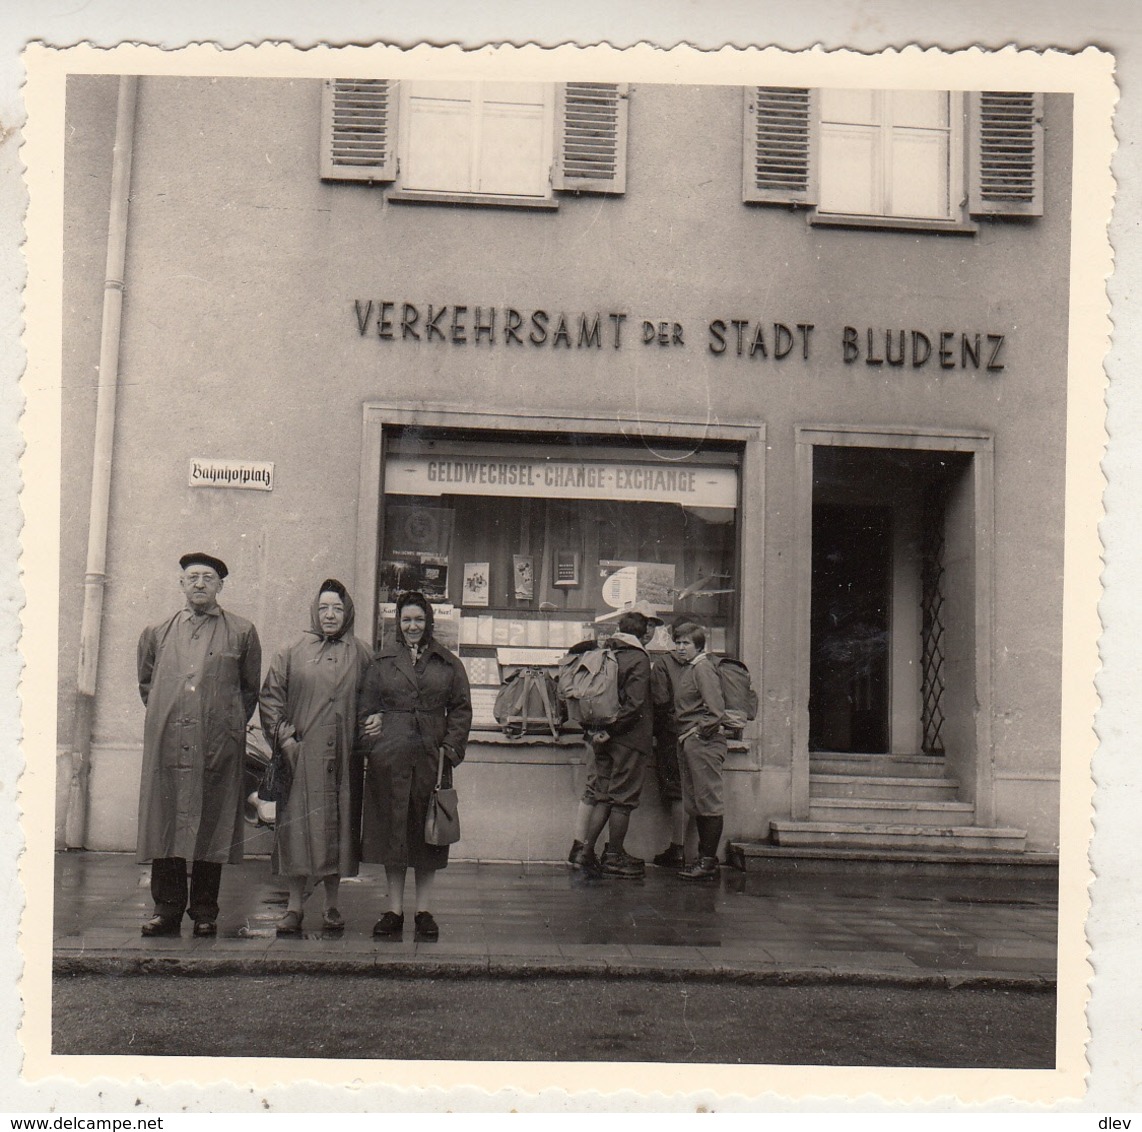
{"left": 494, "top": 666, "right": 561, "bottom": 739}
{"left": 711, "top": 656, "right": 758, "bottom": 738}
{"left": 557, "top": 645, "right": 621, "bottom": 729}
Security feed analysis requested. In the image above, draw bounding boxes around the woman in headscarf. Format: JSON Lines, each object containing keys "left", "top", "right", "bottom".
{"left": 360, "top": 591, "right": 472, "bottom": 941}
{"left": 259, "top": 579, "right": 372, "bottom": 934}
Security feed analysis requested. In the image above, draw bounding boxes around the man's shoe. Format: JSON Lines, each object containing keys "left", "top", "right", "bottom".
{"left": 192, "top": 919, "right": 217, "bottom": 938}
{"left": 140, "top": 914, "right": 180, "bottom": 937}
{"left": 567, "top": 839, "right": 585, "bottom": 865}
{"left": 569, "top": 844, "right": 603, "bottom": 877}
{"left": 372, "top": 911, "right": 405, "bottom": 938}
{"left": 677, "top": 855, "right": 720, "bottom": 881}
{"left": 322, "top": 907, "right": 345, "bottom": 932}
{"left": 276, "top": 910, "right": 304, "bottom": 935}
{"left": 413, "top": 911, "right": 440, "bottom": 941}
{"left": 601, "top": 846, "right": 645, "bottom": 878}
{"left": 652, "top": 843, "right": 685, "bottom": 869}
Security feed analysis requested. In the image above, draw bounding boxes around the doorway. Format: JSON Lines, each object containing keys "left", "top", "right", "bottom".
{"left": 809, "top": 503, "right": 892, "bottom": 753}
{"left": 807, "top": 444, "right": 974, "bottom": 757}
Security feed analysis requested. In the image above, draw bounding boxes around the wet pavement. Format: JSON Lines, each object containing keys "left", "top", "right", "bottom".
{"left": 53, "top": 851, "right": 1058, "bottom": 985}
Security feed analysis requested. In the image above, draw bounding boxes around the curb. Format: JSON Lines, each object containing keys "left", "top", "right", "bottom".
{"left": 53, "top": 953, "right": 1057, "bottom": 991}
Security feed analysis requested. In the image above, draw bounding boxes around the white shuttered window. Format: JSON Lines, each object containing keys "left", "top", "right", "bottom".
{"left": 322, "top": 79, "right": 629, "bottom": 202}
{"left": 744, "top": 86, "right": 1044, "bottom": 226}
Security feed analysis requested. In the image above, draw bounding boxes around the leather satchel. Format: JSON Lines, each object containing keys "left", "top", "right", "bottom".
{"left": 424, "top": 747, "right": 461, "bottom": 846}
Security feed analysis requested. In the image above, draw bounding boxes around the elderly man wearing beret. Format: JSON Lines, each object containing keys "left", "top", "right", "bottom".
{"left": 135, "top": 552, "right": 262, "bottom": 936}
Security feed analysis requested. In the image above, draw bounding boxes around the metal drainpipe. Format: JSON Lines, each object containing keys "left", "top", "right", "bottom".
{"left": 64, "top": 75, "right": 138, "bottom": 849}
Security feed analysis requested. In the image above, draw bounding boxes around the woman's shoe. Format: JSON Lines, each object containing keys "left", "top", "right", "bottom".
{"left": 276, "top": 909, "right": 304, "bottom": 935}
{"left": 322, "top": 907, "right": 345, "bottom": 932}
{"left": 372, "top": 911, "right": 404, "bottom": 938}
{"left": 414, "top": 911, "right": 439, "bottom": 941}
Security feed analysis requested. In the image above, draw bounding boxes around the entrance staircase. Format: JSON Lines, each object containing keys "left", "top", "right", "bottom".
{"left": 728, "top": 753, "right": 1056, "bottom": 879}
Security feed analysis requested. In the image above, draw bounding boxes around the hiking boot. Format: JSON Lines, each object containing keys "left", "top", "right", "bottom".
{"left": 600, "top": 842, "right": 645, "bottom": 868}
{"left": 570, "top": 844, "right": 603, "bottom": 877}
{"left": 601, "top": 846, "right": 645, "bottom": 878}
{"left": 652, "top": 843, "right": 685, "bottom": 869}
{"left": 567, "top": 839, "right": 585, "bottom": 865}
{"left": 677, "top": 855, "right": 720, "bottom": 881}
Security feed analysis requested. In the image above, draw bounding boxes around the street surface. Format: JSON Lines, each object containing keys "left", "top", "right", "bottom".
{"left": 53, "top": 974, "right": 1056, "bottom": 1067}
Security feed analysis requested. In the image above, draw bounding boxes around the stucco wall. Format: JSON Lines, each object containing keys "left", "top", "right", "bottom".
{"left": 59, "top": 77, "right": 1072, "bottom": 851}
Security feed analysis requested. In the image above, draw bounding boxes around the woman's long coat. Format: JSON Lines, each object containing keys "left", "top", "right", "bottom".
{"left": 136, "top": 608, "right": 261, "bottom": 865}
{"left": 359, "top": 639, "right": 472, "bottom": 869}
{"left": 259, "top": 631, "right": 372, "bottom": 878}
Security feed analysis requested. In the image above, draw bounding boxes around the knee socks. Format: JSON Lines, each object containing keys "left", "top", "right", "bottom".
{"left": 695, "top": 814, "right": 724, "bottom": 860}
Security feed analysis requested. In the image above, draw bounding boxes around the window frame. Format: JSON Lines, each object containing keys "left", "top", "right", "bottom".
{"left": 389, "top": 80, "right": 559, "bottom": 207}
{"left": 813, "top": 89, "right": 970, "bottom": 231}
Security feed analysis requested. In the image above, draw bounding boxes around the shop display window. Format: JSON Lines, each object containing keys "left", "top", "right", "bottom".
{"left": 377, "top": 430, "right": 742, "bottom": 728}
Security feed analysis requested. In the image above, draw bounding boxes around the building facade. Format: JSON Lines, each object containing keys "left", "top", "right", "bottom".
{"left": 56, "top": 75, "right": 1072, "bottom": 862}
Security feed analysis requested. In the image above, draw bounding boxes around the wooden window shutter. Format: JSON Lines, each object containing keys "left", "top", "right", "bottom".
{"left": 553, "top": 83, "right": 628, "bottom": 194}
{"left": 968, "top": 91, "right": 1044, "bottom": 217}
{"left": 743, "top": 86, "right": 818, "bottom": 205}
{"left": 320, "top": 79, "right": 399, "bottom": 183}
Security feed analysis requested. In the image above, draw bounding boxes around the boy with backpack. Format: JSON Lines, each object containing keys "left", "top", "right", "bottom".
{"left": 567, "top": 609, "right": 657, "bottom": 878}
{"left": 672, "top": 622, "right": 727, "bottom": 881}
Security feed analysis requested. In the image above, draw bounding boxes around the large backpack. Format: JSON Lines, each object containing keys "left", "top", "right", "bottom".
{"left": 712, "top": 656, "right": 758, "bottom": 738}
{"left": 557, "top": 646, "right": 620, "bottom": 728}
{"left": 494, "top": 666, "right": 561, "bottom": 739}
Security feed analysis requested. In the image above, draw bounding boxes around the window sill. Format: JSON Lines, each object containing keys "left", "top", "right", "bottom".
{"left": 469, "top": 729, "right": 584, "bottom": 748}
{"left": 809, "top": 212, "right": 978, "bottom": 235}
{"left": 465, "top": 729, "right": 753, "bottom": 762}
{"left": 387, "top": 190, "right": 559, "bottom": 211}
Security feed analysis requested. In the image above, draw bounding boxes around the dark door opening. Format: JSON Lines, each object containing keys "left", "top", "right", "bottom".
{"left": 809, "top": 504, "right": 892, "bottom": 753}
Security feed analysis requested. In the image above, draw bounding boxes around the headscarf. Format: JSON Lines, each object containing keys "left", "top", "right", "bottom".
{"left": 394, "top": 590, "right": 434, "bottom": 648}
{"left": 309, "top": 578, "right": 355, "bottom": 642}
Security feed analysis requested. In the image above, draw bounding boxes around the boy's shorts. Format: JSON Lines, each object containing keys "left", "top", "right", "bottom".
{"left": 679, "top": 731, "right": 727, "bottom": 817}
{"left": 582, "top": 739, "right": 646, "bottom": 812}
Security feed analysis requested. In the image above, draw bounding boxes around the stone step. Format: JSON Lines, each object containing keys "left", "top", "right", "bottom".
{"left": 809, "top": 752, "right": 948, "bottom": 778}
{"left": 808, "top": 798, "right": 975, "bottom": 826}
{"left": 726, "top": 839, "right": 1057, "bottom": 881}
{"left": 769, "top": 819, "right": 1028, "bottom": 854}
{"left": 810, "top": 772, "right": 960, "bottom": 802}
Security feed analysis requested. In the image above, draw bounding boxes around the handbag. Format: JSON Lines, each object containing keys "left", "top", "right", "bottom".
{"left": 424, "top": 746, "right": 461, "bottom": 846}
{"left": 257, "top": 722, "right": 294, "bottom": 807}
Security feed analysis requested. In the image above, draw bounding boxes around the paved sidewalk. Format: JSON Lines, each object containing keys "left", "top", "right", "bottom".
{"left": 53, "top": 851, "right": 1059, "bottom": 987}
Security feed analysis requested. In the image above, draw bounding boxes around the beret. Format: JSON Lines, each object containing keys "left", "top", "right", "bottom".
{"left": 179, "top": 552, "right": 228, "bottom": 579}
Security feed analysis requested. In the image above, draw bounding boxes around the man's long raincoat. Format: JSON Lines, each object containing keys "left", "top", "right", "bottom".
{"left": 136, "top": 606, "right": 261, "bottom": 864}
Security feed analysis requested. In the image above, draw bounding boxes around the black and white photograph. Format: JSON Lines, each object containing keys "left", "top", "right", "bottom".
{"left": 16, "top": 37, "right": 1114, "bottom": 1108}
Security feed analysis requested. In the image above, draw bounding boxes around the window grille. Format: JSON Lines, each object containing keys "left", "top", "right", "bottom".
{"left": 920, "top": 481, "right": 949, "bottom": 755}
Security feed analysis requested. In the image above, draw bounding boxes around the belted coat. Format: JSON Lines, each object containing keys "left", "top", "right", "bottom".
{"left": 359, "top": 638, "right": 472, "bottom": 869}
